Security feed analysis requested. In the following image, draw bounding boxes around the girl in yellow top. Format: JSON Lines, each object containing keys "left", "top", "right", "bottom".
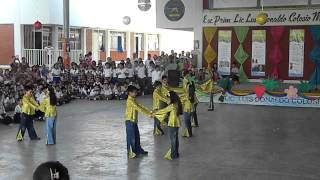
{"left": 152, "top": 81, "right": 170, "bottom": 136}
{"left": 125, "top": 85, "right": 152, "bottom": 159}
{"left": 155, "top": 91, "right": 183, "bottom": 160}
{"left": 180, "top": 83, "right": 196, "bottom": 138}
{"left": 16, "top": 86, "right": 41, "bottom": 141}
{"left": 39, "top": 86, "right": 57, "bottom": 145}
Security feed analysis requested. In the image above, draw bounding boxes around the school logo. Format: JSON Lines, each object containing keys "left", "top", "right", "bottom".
{"left": 164, "top": 0, "right": 185, "bottom": 21}
{"left": 138, "top": 0, "right": 151, "bottom": 11}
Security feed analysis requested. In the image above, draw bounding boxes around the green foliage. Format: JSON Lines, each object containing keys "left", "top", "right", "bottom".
{"left": 261, "top": 79, "right": 280, "bottom": 92}
{"left": 298, "top": 81, "right": 314, "bottom": 93}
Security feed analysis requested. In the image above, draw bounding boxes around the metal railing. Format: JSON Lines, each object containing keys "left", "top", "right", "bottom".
{"left": 22, "top": 49, "right": 83, "bottom": 68}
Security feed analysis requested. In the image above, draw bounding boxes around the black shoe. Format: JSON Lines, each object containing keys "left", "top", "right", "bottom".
{"left": 32, "top": 137, "right": 41, "bottom": 140}
{"left": 141, "top": 151, "right": 148, "bottom": 155}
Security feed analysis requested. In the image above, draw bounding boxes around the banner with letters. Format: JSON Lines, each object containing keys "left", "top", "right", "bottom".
{"left": 203, "top": 8, "right": 320, "bottom": 27}
{"left": 197, "top": 92, "right": 320, "bottom": 108}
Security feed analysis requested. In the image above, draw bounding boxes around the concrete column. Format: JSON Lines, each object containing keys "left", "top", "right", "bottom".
{"left": 106, "top": 30, "right": 111, "bottom": 57}
{"left": 126, "top": 31, "right": 130, "bottom": 58}
{"left": 14, "top": 23, "right": 22, "bottom": 56}
{"left": 194, "top": 26, "right": 203, "bottom": 68}
{"left": 83, "top": 28, "right": 87, "bottom": 54}
{"left": 63, "top": 0, "right": 70, "bottom": 62}
{"left": 105, "top": 29, "right": 109, "bottom": 57}
{"left": 143, "top": 33, "right": 148, "bottom": 60}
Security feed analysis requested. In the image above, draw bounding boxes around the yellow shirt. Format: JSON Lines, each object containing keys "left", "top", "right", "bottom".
{"left": 153, "top": 87, "right": 170, "bottom": 110}
{"left": 155, "top": 103, "right": 181, "bottom": 127}
{"left": 125, "top": 96, "right": 151, "bottom": 123}
{"left": 180, "top": 89, "right": 194, "bottom": 113}
{"left": 22, "top": 95, "right": 39, "bottom": 115}
{"left": 182, "top": 76, "right": 190, "bottom": 89}
{"left": 39, "top": 97, "right": 57, "bottom": 118}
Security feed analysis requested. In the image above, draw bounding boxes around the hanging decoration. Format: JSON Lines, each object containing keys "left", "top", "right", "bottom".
{"left": 256, "top": 13, "right": 268, "bottom": 25}
{"left": 122, "top": 16, "right": 131, "bottom": 25}
{"left": 34, "top": 20, "right": 42, "bottom": 30}
{"left": 203, "top": 27, "right": 217, "bottom": 69}
{"left": 269, "top": 26, "right": 285, "bottom": 79}
{"left": 138, "top": 0, "right": 151, "bottom": 11}
{"left": 256, "top": 0, "right": 268, "bottom": 25}
{"left": 234, "top": 26, "right": 250, "bottom": 83}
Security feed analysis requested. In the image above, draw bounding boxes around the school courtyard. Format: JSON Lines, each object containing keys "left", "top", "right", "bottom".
{"left": 0, "top": 97, "right": 320, "bottom": 180}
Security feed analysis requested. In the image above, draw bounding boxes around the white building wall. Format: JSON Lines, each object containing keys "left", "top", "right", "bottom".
{"left": 0, "top": 0, "right": 194, "bottom": 57}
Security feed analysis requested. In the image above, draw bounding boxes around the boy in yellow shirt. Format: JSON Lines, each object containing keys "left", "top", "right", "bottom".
{"left": 16, "top": 86, "right": 41, "bottom": 141}
{"left": 125, "top": 85, "right": 152, "bottom": 158}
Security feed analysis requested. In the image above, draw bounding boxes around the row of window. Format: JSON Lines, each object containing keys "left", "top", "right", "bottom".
{"left": 23, "top": 25, "right": 159, "bottom": 51}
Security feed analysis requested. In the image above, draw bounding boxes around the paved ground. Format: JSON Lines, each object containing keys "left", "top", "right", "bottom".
{"left": 1, "top": 96, "right": 320, "bottom": 180}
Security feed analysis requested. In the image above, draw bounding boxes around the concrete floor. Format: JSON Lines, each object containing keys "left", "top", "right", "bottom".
{"left": 1, "top": 96, "right": 320, "bottom": 180}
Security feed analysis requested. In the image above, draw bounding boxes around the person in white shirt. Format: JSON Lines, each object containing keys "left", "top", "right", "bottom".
{"left": 125, "top": 63, "right": 135, "bottom": 80}
{"left": 136, "top": 61, "right": 146, "bottom": 95}
{"left": 103, "top": 63, "right": 113, "bottom": 82}
{"left": 51, "top": 63, "right": 61, "bottom": 84}
{"left": 117, "top": 63, "right": 127, "bottom": 84}
{"left": 146, "top": 61, "right": 155, "bottom": 94}
{"left": 152, "top": 65, "right": 162, "bottom": 84}
{"left": 13, "top": 99, "right": 22, "bottom": 123}
{"left": 144, "top": 54, "right": 153, "bottom": 70}
{"left": 70, "top": 65, "right": 79, "bottom": 82}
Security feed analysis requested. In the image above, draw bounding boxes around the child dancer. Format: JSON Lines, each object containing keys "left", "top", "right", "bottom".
{"left": 125, "top": 85, "right": 152, "bottom": 159}
{"left": 154, "top": 91, "right": 183, "bottom": 160}
{"left": 16, "top": 86, "right": 41, "bottom": 141}
{"left": 152, "top": 81, "right": 170, "bottom": 136}
{"left": 39, "top": 86, "right": 57, "bottom": 145}
{"left": 180, "top": 83, "right": 196, "bottom": 138}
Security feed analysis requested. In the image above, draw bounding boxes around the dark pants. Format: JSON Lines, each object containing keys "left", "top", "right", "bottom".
{"left": 125, "top": 121, "right": 146, "bottom": 155}
{"left": 184, "top": 112, "right": 192, "bottom": 137}
{"left": 169, "top": 127, "right": 179, "bottom": 159}
{"left": 138, "top": 78, "right": 146, "bottom": 94}
{"left": 192, "top": 104, "right": 198, "bottom": 127}
{"left": 16, "top": 113, "right": 39, "bottom": 140}
{"left": 153, "top": 117, "right": 164, "bottom": 135}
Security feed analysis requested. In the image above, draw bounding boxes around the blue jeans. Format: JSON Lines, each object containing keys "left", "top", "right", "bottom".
{"left": 46, "top": 117, "right": 56, "bottom": 144}
{"left": 184, "top": 112, "right": 192, "bottom": 137}
{"left": 169, "top": 127, "right": 179, "bottom": 159}
{"left": 16, "top": 113, "right": 39, "bottom": 140}
{"left": 125, "top": 121, "right": 145, "bottom": 155}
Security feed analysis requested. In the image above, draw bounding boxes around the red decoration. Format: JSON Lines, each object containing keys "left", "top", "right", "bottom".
{"left": 253, "top": 85, "right": 266, "bottom": 98}
{"left": 34, "top": 20, "right": 42, "bottom": 30}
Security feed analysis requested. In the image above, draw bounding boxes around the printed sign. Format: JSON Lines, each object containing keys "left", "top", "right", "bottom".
{"left": 251, "top": 30, "right": 266, "bottom": 76}
{"left": 289, "top": 29, "right": 305, "bottom": 77}
{"left": 217, "top": 30, "right": 232, "bottom": 75}
{"left": 203, "top": 8, "right": 320, "bottom": 26}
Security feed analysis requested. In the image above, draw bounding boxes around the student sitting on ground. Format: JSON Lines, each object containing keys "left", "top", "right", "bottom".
{"left": 13, "top": 99, "right": 22, "bottom": 124}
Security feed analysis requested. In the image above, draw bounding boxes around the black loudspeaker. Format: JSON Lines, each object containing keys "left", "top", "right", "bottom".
{"left": 168, "top": 70, "right": 180, "bottom": 87}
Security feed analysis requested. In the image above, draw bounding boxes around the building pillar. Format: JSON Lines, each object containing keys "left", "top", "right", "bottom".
{"left": 63, "top": 0, "right": 70, "bottom": 64}
{"left": 14, "top": 23, "right": 22, "bottom": 56}
{"left": 143, "top": 33, "right": 148, "bottom": 60}
{"left": 107, "top": 30, "right": 111, "bottom": 57}
{"left": 194, "top": 26, "right": 203, "bottom": 68}
{"left": 126, "top": 31, "right": 130, "bottom": 58}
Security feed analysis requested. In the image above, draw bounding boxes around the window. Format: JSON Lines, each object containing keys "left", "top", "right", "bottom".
{"left": 110, "top": 31, "right": 126, "bottom": 51}
{"left": 148, "top": 34, "right": 159, "bottom": 51}
{"left": 135, "top": 33, "right": 144, "bottom": 51}
{"left": 23, "top": 25, "right": 52, "bottom": 49}
{"left": 57, "top": 27, "right": 82, "bottom": 50}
